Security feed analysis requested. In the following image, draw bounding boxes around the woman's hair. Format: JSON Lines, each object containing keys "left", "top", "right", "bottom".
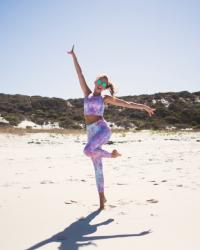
{"left": 98, "top": 75, "right": 116, "bottom": 96}
{"left": 107, "top": 82, "right": 116, "bottom": 96}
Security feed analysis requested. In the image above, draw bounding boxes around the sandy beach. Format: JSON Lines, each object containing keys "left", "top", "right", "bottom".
{"left": 0, "top": 130, "right": 200, "bottom": 250}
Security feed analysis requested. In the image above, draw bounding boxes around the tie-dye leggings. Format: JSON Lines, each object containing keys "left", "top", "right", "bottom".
{"left": 84, "top": 119, "right": 112, "bottom": 193}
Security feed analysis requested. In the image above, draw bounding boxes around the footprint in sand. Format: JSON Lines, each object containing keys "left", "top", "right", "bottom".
{"left": 108, "top": 205, "right": 117, "bottom": 208}
{"left": 116, "top": 183, "right": 128, "bottom": 186}
{"left": 22, "top": 186, "right": 31, "bottom": 189}
{"left": 150, "top": 213, "right": 158, "bottom": 217}
{"left": 146, "top": 199, "right": 159, "bottom": 204}
{"left": 15, "top": 172, "right": 24, "bottom": 175}
{"left": 117, "top": 200, "right": 134, "bottom": 206}
{"left": 64, "top": 200, "right": 78, "bottom": 205}
{"left": 40, "top": 180, "right": 55, "bottom": 184}
{"left": 92, "top": 204, "right": 98, "bottom": 207}
{"left": 176, "top": 184, "right": 183, "bottom": 187}
{"left": 118, "top": 211, "right": 127, "bottom": 215}
{"left": 149, "top": 180, "right": 159, "bottom": 185}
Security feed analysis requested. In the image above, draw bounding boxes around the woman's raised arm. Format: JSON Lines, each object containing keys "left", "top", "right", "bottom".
{"left": 67, "top": 45, "right": 92, "bottom": 97}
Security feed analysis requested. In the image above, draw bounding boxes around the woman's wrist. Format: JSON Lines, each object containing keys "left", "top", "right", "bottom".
{"left": 71, "top": 52, "right": 76, "bottom": 58}
{"left": 141, "top": 104, "right": 148, "bottom": 111}
{"left": 136, "top": 104, "right": 149, "bottom": 112}
{"left": 133, "top": 103, "right": 146, "bottom": 111}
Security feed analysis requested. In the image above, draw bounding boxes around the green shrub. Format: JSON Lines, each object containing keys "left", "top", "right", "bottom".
{"left": 4, "top": 114, "right": 20, "bottom": 125}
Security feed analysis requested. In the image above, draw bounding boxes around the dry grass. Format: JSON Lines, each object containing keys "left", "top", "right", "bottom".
{"left": 149, "top": 128, "right": 200, "bottom": 136}
{"left": 0, "top": 126, "right": 199, "bottom": 136}
{"left": 0, "top": 127, "right": 85, "bottom": 136}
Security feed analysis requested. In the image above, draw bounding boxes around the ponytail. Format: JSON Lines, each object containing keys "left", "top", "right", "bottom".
{"left": 107, "top": 82, "right": 116, "bottom": 96}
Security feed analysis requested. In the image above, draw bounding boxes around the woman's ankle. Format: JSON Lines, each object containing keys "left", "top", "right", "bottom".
{"left": 99, "top": 192, "right": 106, "bottom": 209}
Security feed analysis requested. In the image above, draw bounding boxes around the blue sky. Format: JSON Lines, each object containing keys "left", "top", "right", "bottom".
{"left": 0, "top": 0, "right": 199, "bottom": 99}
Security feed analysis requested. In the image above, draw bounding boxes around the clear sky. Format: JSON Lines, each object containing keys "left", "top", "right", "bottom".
{"left": 0, "top": 0, "right": 199, "bottom": 99}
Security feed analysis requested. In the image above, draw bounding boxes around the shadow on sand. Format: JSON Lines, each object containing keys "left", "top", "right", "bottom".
{"left": 26, "top": 209, "right": 151, "bottom": 250}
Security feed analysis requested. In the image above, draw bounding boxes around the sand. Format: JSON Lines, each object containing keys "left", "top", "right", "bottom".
{"left": 0, "top": 130, "right": 200, "bottom": 250}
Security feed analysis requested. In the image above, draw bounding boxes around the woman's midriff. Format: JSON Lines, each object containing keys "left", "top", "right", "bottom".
{"left": 84, "top": 115, "right": 103, "bottom": 125}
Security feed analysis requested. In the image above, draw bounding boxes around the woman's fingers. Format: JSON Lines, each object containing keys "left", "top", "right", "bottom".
{"left": 146, "top": 107, "right": 156, "bottom": 117}
{"left": 149, "top": 109, "right": 154, "bottom": 116}
{"left": 67, "top": 44, "right": 75, "bottom": 54}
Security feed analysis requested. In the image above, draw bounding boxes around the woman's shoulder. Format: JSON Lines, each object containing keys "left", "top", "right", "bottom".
{"left": 84, "top": 93, "right": 92, "bottom": 99}
{"left": 103, "top": 94, "right": 113, "bottom": 104}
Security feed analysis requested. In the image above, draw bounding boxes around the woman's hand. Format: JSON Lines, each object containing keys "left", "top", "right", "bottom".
{"left": 144, "top": 106, "right": 156, "bottom": 117}
{"left": 67, "top": 44, "right": 75, "bottom": 55}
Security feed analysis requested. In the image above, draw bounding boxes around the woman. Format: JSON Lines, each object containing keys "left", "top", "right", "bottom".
{"left": 67, "top": 45, "right": 155, "bottom": 210}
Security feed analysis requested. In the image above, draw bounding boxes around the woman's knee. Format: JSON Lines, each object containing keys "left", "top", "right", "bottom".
{"left": 83, "top": 145, "right": 93, "bottom": 157}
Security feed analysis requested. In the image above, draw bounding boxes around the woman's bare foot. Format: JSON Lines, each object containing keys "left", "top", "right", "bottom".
{"left": 99, "top": 192, "right": 107, "bottom": 210}
{"left": 111, "top": 149, "right": 122, "bottom": 158}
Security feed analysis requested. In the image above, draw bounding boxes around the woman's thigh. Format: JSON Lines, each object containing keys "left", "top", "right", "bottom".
{"left": 86, "top": 120, "right": 111, "bottom": 148}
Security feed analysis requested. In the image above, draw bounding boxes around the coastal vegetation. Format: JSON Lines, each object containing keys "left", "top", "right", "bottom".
{"left": 0, "top": 91, "right": 200, "bottom": 130}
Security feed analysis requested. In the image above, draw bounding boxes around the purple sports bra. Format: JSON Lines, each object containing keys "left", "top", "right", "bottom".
{"left": 84, "top": 94, "right": 105, "bottom": 116}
